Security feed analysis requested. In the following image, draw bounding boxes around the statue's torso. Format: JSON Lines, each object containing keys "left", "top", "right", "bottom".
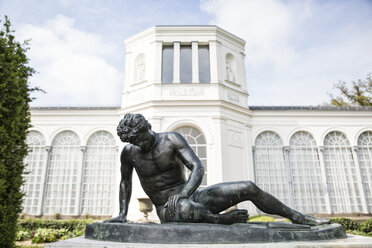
{"left": 127, "top": 133, "right": 187, "bottom": 206}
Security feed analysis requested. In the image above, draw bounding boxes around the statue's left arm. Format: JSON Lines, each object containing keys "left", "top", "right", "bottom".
{"left": 166, "top": 132, "right": 205, "bottom": 212}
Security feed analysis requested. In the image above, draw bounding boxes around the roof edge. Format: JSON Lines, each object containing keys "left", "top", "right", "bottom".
{"left": 249, "top": 106, "right": 372, "bottom": 111}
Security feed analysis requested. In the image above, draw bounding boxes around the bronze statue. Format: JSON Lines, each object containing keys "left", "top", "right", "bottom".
{"left": 105, "top": 113, "right": 330, "bottom": 225}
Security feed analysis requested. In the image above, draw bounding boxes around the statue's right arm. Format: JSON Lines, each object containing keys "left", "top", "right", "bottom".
{"left": 104, "top": 145, "right": 133, "bottom": 223}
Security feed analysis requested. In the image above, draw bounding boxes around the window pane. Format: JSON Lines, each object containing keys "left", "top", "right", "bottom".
{"left": 43, "top": 131, "right": 80, "bottom": 215}
{"left": 180, "top": 45, "right": 192, "bottom": 83}
{"left": 289, "top": 131, "right": 327, "bottom": 213}
{"left": 23, "top": 131, "right": 46, "bottom": 215}
{"left": 162, "top": 46, "right": 173, "bottom": 83}
{"left": 358, "top": 131, "right": 372, "bottom": 212}
{"left": 323, "top": 131, "right": 362, "bottom": 213}
{"left": 198, "top": 45, "right": 210, "bottom": 83}
{"left": 81, "top": 131, "right": 117, "bottom": 215}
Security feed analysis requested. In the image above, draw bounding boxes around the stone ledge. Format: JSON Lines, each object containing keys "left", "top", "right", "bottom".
{"left": 85, "top": 222, "right": 346, "bottom": 244}
{"left": 45, "top": 235, "right": 372, "bottom": 248}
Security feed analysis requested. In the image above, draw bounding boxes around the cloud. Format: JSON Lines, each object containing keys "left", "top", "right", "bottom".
{"left": 201, "top": 0, "right": 372, "bottom": 105}
{"left": 18, "top": 15, "right": 123, "bottom": 106}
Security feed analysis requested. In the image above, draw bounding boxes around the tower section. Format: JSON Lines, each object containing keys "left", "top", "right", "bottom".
{"left": 121, "top": 25, "right": 249, "bottom": 109}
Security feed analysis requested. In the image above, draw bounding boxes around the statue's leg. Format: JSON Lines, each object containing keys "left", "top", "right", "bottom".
{"left": 193, "top": 181, "right": 330, "bottom": 226}
{"left": 159, "top": 198, "right": 248, "bottom": 224}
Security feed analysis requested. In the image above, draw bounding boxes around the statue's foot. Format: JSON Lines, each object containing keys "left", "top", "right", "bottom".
{"left": 221, "top": 209, "right": 248, "bottom": 224}
{"left": 293, "top": 214, "right": 330, "bottom": 226}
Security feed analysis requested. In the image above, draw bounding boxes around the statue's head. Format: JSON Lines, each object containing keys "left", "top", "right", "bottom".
{"left": 117, "top": 113, "right": 153, "bottom": 150}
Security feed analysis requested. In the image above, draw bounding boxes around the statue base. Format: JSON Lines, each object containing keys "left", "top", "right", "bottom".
{"left": 85, "top": 222, "right": 346, "bottom": 244}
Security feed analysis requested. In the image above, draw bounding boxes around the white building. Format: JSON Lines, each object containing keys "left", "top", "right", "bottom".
{"left": 24, "top": 26, "right": 372, "bottom": 221}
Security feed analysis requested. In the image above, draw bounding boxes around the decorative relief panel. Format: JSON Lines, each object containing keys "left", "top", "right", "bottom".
{"left": 228, "top": 129, "right": 243, "bottom": 147}
{"left": 169, "top": 87, "right": 204, "bottom": 96}
{"left": 227, "top": 92, "right": 240, "bottom": 103}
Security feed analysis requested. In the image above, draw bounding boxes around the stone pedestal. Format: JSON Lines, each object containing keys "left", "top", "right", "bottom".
{"left": 45, "top": 235, "right": 372, "bottom": 248}
{"left": 85, "top": 222, "right": 346, "bottom": 244}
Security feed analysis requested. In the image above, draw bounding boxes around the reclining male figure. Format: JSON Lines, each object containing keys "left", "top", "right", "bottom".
{"left": 105, "top": 113, "right": 330, "bottom": 225}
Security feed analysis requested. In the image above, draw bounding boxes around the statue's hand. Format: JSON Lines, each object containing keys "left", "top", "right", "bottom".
{"left": 103, "top": 215, "right": 127, "bottom": 223}
{"left": 166, "top": 193, "right": 188, "bottom": 213}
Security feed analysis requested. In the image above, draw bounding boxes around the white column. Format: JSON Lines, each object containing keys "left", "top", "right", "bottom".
{"left": 352, "top": 146, "right": 369, "bottom": 213}
{"left": 252, "top": 146, "right": 257, "bottom": 182}
{"left": 209, "top": 40, "right": 220, "bottom": 84}
{"left": 39, "top": 146, "right": 52, "bottom": 216}
{"left": 192, "top": 41, "right": 199, "bottom": 83}
{"left": 123, "top": 52, "right": 131, "bottom": 90}
{"left": 75, "top": 146, "right": 86, "bottom": 216}
{"left": 318, "top": 146, "right": 332, "bottom": 214}
{"left": 283, "top": 146, "right": 295, "bottom": 208}
{"left": 154, "top": 40, "right": 162, "bottom": 84}
{"left": 173, "top": 41, "right": 180, "bottom": 83}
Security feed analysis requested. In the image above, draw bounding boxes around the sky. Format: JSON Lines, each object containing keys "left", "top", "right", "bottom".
{"left": 1, "top": 0, "right": 372, "bottom": 106}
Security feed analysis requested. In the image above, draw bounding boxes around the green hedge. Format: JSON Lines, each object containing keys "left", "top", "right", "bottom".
{"left": 18, "top": 218, "right": 93, "bottom": 232}
{"left": 360, "top": 218, "right": 372, "bottom": 233}
{"left": 331, "top": 217, "right": 360, "bottom": 231}
{"left": 16, "top": 219, "right": 94, "bottom": 244}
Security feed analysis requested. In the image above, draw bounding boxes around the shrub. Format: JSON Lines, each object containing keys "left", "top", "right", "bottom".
{"left": 32, "top": 229, "right": 58, "bottom": 244}
{"left": 18, "top": 218, "right": 92, "bottom": 232}
{"left": 53, "top": 213, "right": 61, "bottom": 220}
{"left": 331, "top": 217, "right": 360, "bottom": 230}
{"left": 248, "top": 215, "right": 276, "bottom": 222}
{"left": 31, "top": 228, "right": 71, "bottom": 244}
{"left": 0, "top": 16, "right": 36, "bottom": 248}
{"left": 360, "top": 218, "right": 372, "bottom": 233}
{"left": 15, "top": 229, "right": 32, "bottom": 241}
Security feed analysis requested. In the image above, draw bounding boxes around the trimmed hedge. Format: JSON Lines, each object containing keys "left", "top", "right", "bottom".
{"left": 16, "top": 218, "right": 94, "bottom": 244}
{"left": 331, "top": 217, "right": 360, "bottom": 230}
{"left": 360, "top": 218, "right": 372, "bottom": 233}
{"left": 18, "top": 218, "right": 93, "bottom": 232}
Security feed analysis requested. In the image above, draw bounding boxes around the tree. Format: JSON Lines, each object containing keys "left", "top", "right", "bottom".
{"left": 0, "top": 16, "right": 35, "bottom": 247}
{"left": 329, "top": 74, "right": 372, "bottom": 106}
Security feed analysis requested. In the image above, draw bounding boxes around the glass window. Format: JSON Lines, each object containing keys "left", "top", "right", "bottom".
{"left": 173, "top": 126, "right": 207, "bottom": 186}
{"left": 357, "top": 131, "right": 372, "bottom": 212}
{"left": 162, "top": 46, "right": 173, "bottom": 83}
{"left": 289, "top": 131, "right": 327, "bottom": 213}
{"left": 198, "top": 45, "right": 210, "bottom": 83}
{"left": 180, "top": 45, "right": 192, "bottom": 83}
{"left": 23, "top": 131, "right": 46, "bottom": 215}
{"left": 43, "top": 131, "right": 80, "bottom": 215}
{"left": 81, "top": 131, "right": 117, "bottom": 215}
{"left": 254, "top": 131, "right": 290, "bottom": 205}
{"left": 324, "top": 131, "right": 362, "bottom": 213}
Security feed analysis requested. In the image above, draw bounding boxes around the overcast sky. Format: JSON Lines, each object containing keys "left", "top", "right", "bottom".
{"left": 1, "top": 0, "right": 372, "bottom": 106}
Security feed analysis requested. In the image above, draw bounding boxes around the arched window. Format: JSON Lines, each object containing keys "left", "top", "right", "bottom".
{"left": 173, "top": 126, "right": 207, "bottom": 186}
{"left": 23, "top": 131, "right": 46, "bottom": 215}
{"left": 357, "top": 131, "right": 372, "bottom": 212}
{"left": 254, "top": 131, "right": 290, "bottom": 205}
{"left": 323, "top": 131, "right": 362, "bottom": 213}
{"left": 134, "top": 53, "right": 145, "bottom": 83}
{"left": 43, "top": 131, "right": 80, "bottom": 215}
{"left": 289, "top": 131, "right": 327, "bottom": 213}
{"left": 225, "top": 53, "right": 236, "bottom": 83}
{"left": 81, "top": 131, "right": 116, "bottom": 215}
